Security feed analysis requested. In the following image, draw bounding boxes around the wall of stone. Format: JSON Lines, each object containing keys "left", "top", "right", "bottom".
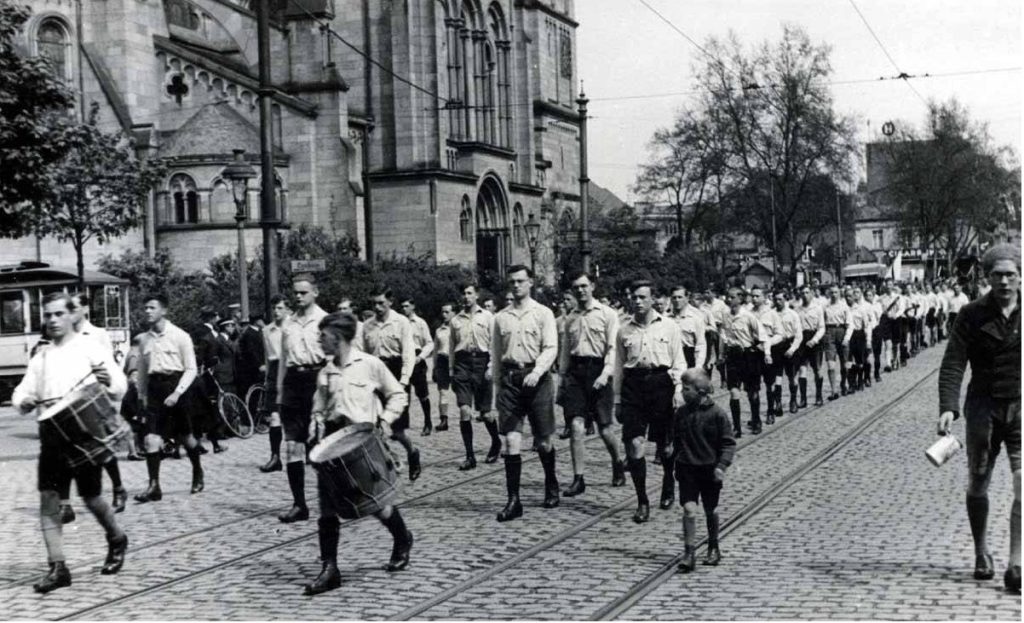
{"left": 156, "top": 226, "right": 264, "bottom": 272}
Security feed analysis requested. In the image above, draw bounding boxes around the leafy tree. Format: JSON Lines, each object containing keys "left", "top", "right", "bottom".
{"left": 30, "top": 104, "right": 165, "bottom": 286}
{"left": 0, "top": 0, "right": 77, "bottom": 232}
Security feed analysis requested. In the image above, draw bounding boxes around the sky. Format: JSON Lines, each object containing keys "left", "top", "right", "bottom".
{"left": 575, "top": 0, "right": 1022, "bottom": 202}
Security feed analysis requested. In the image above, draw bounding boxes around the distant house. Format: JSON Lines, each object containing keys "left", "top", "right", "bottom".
{"left": 740, "top": 259, "right": 775, "bottom": 289}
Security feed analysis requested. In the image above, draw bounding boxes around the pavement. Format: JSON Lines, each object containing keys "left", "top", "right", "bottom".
{"left": 0, "top": 345, "right": 1018, "bottom": 620}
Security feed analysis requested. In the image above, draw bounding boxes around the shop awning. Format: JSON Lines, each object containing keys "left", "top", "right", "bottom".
{"left": 843, "top": 262, "right": 887, "bottom": 279}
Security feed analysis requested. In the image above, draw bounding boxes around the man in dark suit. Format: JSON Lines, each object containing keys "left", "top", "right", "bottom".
{"left": 235, "top": 314, "right": 265, "bottom": 400}
{"left": 191, "top": 307, "right": 227, "bottom": 453}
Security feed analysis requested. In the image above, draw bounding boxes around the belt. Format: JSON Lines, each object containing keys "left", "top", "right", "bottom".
{"left": 503, "top": 361, "right": 536, "bottom": 371}
{"left": 624, "top": 365, "right": 669, "bottom": 376}
{"left": 570, "top": 355, "right": 604, "bottom": 365}
{"left": 149, "top": 371, "right": 183, "bottom": 378}
{"left": 826, "top": 324, "right": 846, "bottom": 328}
{"left": 288, "top": 362, "right": 324, "bottom": 372}
{"left": 455, "top": 349, "right": 489, "bottom": 357}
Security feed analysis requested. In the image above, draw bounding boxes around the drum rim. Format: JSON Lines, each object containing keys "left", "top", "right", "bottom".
{"left": 308, "top": 422, "right": 377, "bottom": 463}
{"left": 37, "top": 383, "right": 107, "bottom": 422}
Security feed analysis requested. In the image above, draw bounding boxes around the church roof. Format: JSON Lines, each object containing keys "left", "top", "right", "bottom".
{"left": 159, "top": 102, "right": 284, "bottom": 159}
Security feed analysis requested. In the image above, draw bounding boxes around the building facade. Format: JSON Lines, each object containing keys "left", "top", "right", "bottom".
{"left": 6, "top": 0, "right": 582, "bottom": 279}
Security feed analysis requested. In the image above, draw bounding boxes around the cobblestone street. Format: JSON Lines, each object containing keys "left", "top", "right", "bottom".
{"left": 0, "top": 347, "right": 1019, "bottom": 620}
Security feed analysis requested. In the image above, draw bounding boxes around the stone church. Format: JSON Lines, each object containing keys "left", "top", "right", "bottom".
{"left": 6, "top": 0, "right": 582, "bottom": 279}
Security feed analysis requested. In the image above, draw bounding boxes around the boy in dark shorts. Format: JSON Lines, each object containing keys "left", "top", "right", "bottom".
{"left": 665, "top": 369, "right": 736, "bottom": 572}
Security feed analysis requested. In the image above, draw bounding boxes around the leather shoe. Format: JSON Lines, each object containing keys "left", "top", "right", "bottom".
{"left": 408, "top": 449, "right": 422, "bottom": 482}
{"left": 563, "top": 475, "right": 586, "bottom": 497}
{"left": 385, "top": 531, "right": 413, "bottom": 572}
{"left": 542, "top": 484, "right": 560, "bottom": 509}
{"left": 632, "top": 502, "right": 650, "bottom": 524}
{"left": 278, "top": 505, "right": 310, "bottom": 523}
{"left": 799, "top": 398, "right": 808, "bottom": 409}
{"left": 191, "top": 471, "right": 205, "bottom": 494}
{"left": 458, "top": 456, "right": 477, "bottom": 471}
{"left": 134, "top": 484, "right": 162, "bottom": 503}
{"left": 733, "top": 428, "right": 742, "bottom": 439}
{"left": 703, "top": 545, "right": 721, "bottom": 566}
{"left": 484, "top": 443, "right": 501, "bottom": 464}
{"left": 436, "top": 418, "right": 449, "bottom": 432}
{"left": 828, "top": 393, "right": 839, "bottom": 401}
{"left": 752, "top": 423, "right": 763, "bottom": 435}
{"left": 421, "top": 424, "right": 432, "bottom": 437}
{"left": 33, "top": 561, "right": 71, "bottom": 594}
{"left": 496, "top": 497, "right": 523, "bottom": 522}
{"left": 677, "top": 548, "right": 696, "bottom": 573}
{"left": 789, "top": 398, "right": 798, "bottom": 414}
{"left": 260, "top": 456, "right": 283, "bottom": 473}
{"left": 611, "top": 461, "right": 626, "bottom": 487}
{"left": 660, "top": 481, "right": 674, "bottom": 510}
{"left": 112, "top": 487, "right": 128, "bottom": 513}
{"left": 1005, "top": 565, "right": 1021, "bottom": 594}
{"left": 101, "top": 534, "right": 128, "bottom": 575}
{"left": 303, "top": 560, "right": 341, "bottom": 595}
{"left": 974, "top": 553, "right": 995, "bottom": 580}
{"left": 59, "top": 503, "right": 76, "bottom": 524}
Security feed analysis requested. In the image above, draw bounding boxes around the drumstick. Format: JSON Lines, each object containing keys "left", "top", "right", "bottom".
{"left": 38, "top": 369, "right": 98, "bottom": 404}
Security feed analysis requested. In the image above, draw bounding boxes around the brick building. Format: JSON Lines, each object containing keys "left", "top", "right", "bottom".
{"left": 5, "top": 0, "right": 582, "bottom": 279}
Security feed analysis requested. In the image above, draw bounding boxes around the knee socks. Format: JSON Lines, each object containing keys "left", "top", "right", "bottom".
{"left": 460, "top": 420, "right": 474, "bottom": 457}
{"left": 814, "top": 378, "right": 823, "bottom": 401}
{"left": 967, "top": 494, "right": 989, "bottom": 556}
{"left": 318, "top": 516, "right": 340, "bottom": 563}
{"left": 483, "top": 419, "right": 501, "bottom": 452}
{"left": 504, "top": 454, "right": 522, "bottom": 500}
{"left": 420, "top": 398, "right": 432, "bottom": 427}
{"left": 145, "top": 453, "right": 161, "bottom": 486}
{"left": 380, "top": 508, "right": 411, "bottom": 544}
{"left": 104, "top": 459, "right": 123, "bottom": 490}
{"left": 748, "top": 394, "right": 760, "bottom": 425}
{"left": 628, "top": 457, "right": 648, "bottom": 504}
{"left": 269, "top": 426, "right": 282, "bottom": 458}
{"left": 682, "top": 514, "right": 696, "bottom": 548}
{"left": 798, "top": 378, "right": 807, "bottom": 403}
{"left": 539, "top": 448, "right": 558, "bottom": 490}
{"left": 287, "top": 461, "right": 307, "bottom": 509}
{"left": 186, "top": 446, "right": 203, "bottom": 480}
{"left": 706, "top": 511, "right": 720, "bottom": 549}
{"left": 729, "top": 399, "right": 741, "bottom": 432}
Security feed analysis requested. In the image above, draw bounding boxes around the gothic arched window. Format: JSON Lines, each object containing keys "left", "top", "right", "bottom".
{"left": 36, "top": 19, "right": 70, "bottom": 83}
{"left": 170, "top": 174, "right": 199, "bottom": 224}
{"left": 512, "top": 204, "right": 525, "bottom": 248}
{"left": 459, "top": 196, "right": 474, "bottom": 243}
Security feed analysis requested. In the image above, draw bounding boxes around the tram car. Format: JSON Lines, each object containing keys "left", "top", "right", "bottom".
{"left": 0, "top": 261, "right": 130, "bottom": 401}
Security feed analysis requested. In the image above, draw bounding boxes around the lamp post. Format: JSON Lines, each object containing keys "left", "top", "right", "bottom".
{"left": 222, "top": 149, "right": 257, "bottom": 320}
{"left": 577, "top": 87, "right": 591, "bottom": 274}
{"left": 525, "top": 212, "right": 541, "bottom": 274}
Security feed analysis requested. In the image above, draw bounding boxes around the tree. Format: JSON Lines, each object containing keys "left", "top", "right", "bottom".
{"left": 0, "top": 0, "right": 77, "bottom": 232}
{"left": 880, "top": 99, "right": 1018, "bottom": 275}
{"left": 30, "top": 104, "right": 165, "bottom": 286}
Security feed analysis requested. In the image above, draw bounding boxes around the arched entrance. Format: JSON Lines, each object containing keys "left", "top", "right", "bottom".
{"left": 475, "top": 176, "right": 510, "bottom": 277}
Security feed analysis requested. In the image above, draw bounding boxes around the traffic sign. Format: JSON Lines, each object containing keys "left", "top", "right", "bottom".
{"left": 290, "top": 259, "right": 326, "bottom": 272}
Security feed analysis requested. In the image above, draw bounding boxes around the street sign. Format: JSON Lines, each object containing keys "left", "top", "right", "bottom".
{"left": 290, "top": 259, "right": 326, "bottom": 273}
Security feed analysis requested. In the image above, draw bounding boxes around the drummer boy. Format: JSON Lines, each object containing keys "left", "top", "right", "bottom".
{"left": 302, "top": 311, "right": 413, "bottom": 596}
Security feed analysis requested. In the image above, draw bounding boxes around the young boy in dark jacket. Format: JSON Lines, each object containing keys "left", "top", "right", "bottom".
{"left": 664, "top": 368, "right": 736, "bottom": 572}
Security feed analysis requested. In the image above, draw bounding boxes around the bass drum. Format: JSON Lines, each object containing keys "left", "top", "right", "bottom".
{"left": 309, "top": 422, "right": 400, "bottom": 519}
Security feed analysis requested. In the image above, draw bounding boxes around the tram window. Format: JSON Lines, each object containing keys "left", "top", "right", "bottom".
{"left": 29, "top": 289, "right": 41, "bottom": 332}
{"left": 104, "top": 286, "right": 122, "bottom": 328}
{"left": 88, "top": 285, "right": 107, "bottom": 328}
{"left": 1, "top": 292, "right": 25, "bottom": 335}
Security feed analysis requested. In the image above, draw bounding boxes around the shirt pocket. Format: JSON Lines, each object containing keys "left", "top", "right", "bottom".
{"left": 653, "top": 335, "right": 672, "bottom": 359}
{"left": 341, "top": 379, "right": 374, "bottom": 415}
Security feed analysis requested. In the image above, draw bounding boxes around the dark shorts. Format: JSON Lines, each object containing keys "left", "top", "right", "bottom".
{"left": 849, "top": 330, "right": 868, "bottom": 365}
{"left": 823, "top": 326, "right": 847, "bottom": 362}
{"left": 495, "top": 366, "right": 555, "bottom": 438}
{"left": 432, "top": 355, "right": 451, "bottom": 390}
{"left": 965, "top": 395, "right": 1021, "bottom": 476}
{"left": 38, "top": 439, "right": 103, "bottom": 498}
{"left": 265, "top": 360, "right": 279, "bottom": 411}
{"left": 925, "top": 309, "right": 936, "bottom": 327}
{"left": 796, "top": 329, "right": 822, "bottom": 372}
{"left": 410, "top": 359, "right": 429, "bottom": 400}
{"left": 766, "top": 339, "right": 792, "bottom": 381}
{"left": 871, "top": 326, "right": 883, "bottom": 353}
{"left": 674, "top": 463, "right": 722, "bottom": 510}
{"left": 381, "top": 357, "right": 410, "bottom": 431}
{"left": 280, "top": 366, "right": 321, "bottom": 442}
{"left": 725, "top": 346, "right": 761, "bottom": 392}
{"left": 878, "top": 316, "right": 893, "bottom": 341}
{"left": 562, "top": 356, "right": 614, "bottom": 428}
{"left": 620, "top": 367, "right": 674, "bottom": 443}
{"left": 948, "top": 312, "right": 958, "bottom": 328}
{"left": 144, "top": 372, "right": 197, "bottom": 439}
{"left": 452, "top": 351, "right": 492, "bottom": 411}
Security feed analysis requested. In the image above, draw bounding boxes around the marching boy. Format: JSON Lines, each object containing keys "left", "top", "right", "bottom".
{"left": 664, "top": 368, "right": 736, "bottom": 572}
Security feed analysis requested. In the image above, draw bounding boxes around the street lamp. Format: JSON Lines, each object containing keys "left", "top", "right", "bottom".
{"left": 221, "top": 149, "right": 257, "bottom": 320}
{"left": 525, "top": 212, "right": 541, "bottom": 274}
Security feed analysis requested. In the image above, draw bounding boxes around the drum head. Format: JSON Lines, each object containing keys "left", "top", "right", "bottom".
{"left": 309, "top": 422, "right": 376, "bottom": 463}
{"left": 37, "top": 384, "right": 98, "bottom": 422}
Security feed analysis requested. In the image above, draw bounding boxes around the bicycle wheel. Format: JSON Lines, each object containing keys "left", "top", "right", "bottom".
{"left": 245, "top": 385, "right": 269, "bottom": 434}
{"left": 219, "top": 391, "right": 254, "bottom": 439}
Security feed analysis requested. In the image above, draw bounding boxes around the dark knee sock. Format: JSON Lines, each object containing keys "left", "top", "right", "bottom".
{"left": 539, "top": 448, "right": 557, "bottom": 488}
{"left": 504, "top": 454, "right": 522, "bottom": 500}
{"left": 269, "top": 426, "right": 282, "bottom": 457}
{"left": 661, "top": 460, "right": 674, "bottom": 496}
{"left": 840, "top": 368, "right": 847, "bottom": 388}
{"left": 420, "top": 399, "right": 431, "bottom": 426}
{"left": 460, "top": 420, "right": 475, "bottom": 457}
{"left": 186, "top": 446, "right": 203, "bottom": 478}
{"left": 706, "top": 510, "right": 720, "bottom": 548}
{"left": 798, "top": 378, "right": 807, "bottom": 402}
{"left": 814, "top": 378, "right": 823, "bottom": 399}
{"left": 318, "top": 516, "right": 340, "bottom": 562}
{"left": 749, "top": 394, "right": 760, "bottom": 424}
{"left": 483, "top": 419, "right": 500, "bottom": 447}
{"left": 967, "top": 494, "right": 989, "bottom": 555}
{"left": 628, "top": 457, "right": 648, "bottom": 504}
{"left": 379, "top": 508, "right": 411, "bottom": 542}
{"left": 145, "top": 452, "right": 161, "bottom": 485}
{"left": 57, "top": 475, "right": 71, "bottom": 501}
{"left": 729, "top": 399, "right": 741, "bottom": 431}
{"left": 104, "top": 459, "right": 123, "bottom": 490}
{"left": 286, "top": 461, "right": 307, "bottom": 509}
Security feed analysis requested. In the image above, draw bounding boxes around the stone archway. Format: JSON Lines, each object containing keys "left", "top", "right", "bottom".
{"left": 475, "top": 175, "right": 510, "bottom": 278}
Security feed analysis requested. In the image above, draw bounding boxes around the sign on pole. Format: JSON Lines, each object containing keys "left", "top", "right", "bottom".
{"left": 290, "top": 259, "right": 326, "bottom": 273}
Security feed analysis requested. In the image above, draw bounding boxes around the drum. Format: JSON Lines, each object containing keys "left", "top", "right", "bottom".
{"left": 309, "top": 422, "right": 400, "bottom": 519}
{"left": 38, "top": 383, "right": 129, "bottom": 468}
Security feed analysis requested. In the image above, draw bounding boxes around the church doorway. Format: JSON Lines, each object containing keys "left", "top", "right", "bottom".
{"left": 475, "top": 176, "right": 510, "bottom": 279}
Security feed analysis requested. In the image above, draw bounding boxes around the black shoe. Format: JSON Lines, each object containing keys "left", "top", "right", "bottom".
{"left": 191, "top": 471, "right": 205, "bottom": 494}
{"left": 458, "top": 456, "right": 477, "bottom": 471}
{"left": 733, "top": 428, "right": 742, "bottom": 439}
{"left": 1005, "top": 565, "right": 1021, "bottom": 594}
{"left": 632, "top": 502, "right": 650, "bottom": 524}
{"left": 303, "top": 560, "right": 341, "bottom": 595}
{"left": 789, "top": 398, "right": 798, "bottom": 414}
{"left": 134, "top": 484, "right": 162, "bottom": 503}
{"left": 814, "top": 397, "right": 825, "bottom": 407}
{"left": 543, "top": 484, "right": 560, "bottom": 509}
{"left": 496, "top": 497, "right": 523, "bottom": 522}
{"left": 386, "top": 531, "right": 413, "bottom": 572}
{"left": 752, "top": 423, "right": 763, "bottom": 435}
{"left": 421, "top": 424, "right": 432, "bottom": 437}
{"left": 974, "top": 553, "right": 995, "bottom": 580}
{"left": 875, "top": 373, "right": 882, "bottom": 382}
{"left": 260, "top": 456, "right": 283, "bottom": 473}
{"left": 884, "top": 366, "right": 892, "bottom": 373}
{"left": 33, "top": 562, "right": 71, "bottom": 594}
{"left": 611, "top": 461, "right": 626, "bottom": 487}
{"left": 126, "top": 453, "right": 144, "bottom": 462}
{"left": 408, "top": 449, "right": 422, "bottom": 482}
{"left": 59, "top": 503, "right": 76, "bottom": 524}
{"left": 436, "top": 418, "right": 449, "bottom": 432}
{"left": 112, "top": 487, "right": 128, "bottom": 514}
{"left": 563, "top": 475, "right": 586, "bottom": 497}
{"left": 799, "top": 398, "right": 808, "bottom": 409}
{"left": 484, "top": 443, "right": 501, "bottom": 464}
{"left": 101, "top": 534, "right": 128, "bottom": 575}
{"left": 703, "top": 545, "right": 721, "bottom": 566}
{"left": 213, "top": 444, "right": 227, "bottom": 454}
{"left": 840, "top": 386, "right": 847, "bottom": 396}
{"left": 677, "top": 549, "right": 696, "bottom": 573}
{"left": 278, "top": 505, "right": 310, "bottom": 523}
{"left": 828, "top": 393, "right": 839, "bottom": 402}
{"left": 765, "top": 413, "right": 775, "bottom": 426}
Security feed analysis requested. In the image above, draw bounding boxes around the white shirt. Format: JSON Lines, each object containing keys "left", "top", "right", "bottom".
{"left": 13, "top": 333, "right": 126, "bottom": 412}
{"left": 78, "top": 319, "right": 113, "bottom": 353}
{"left": 311, "top": 351, "right": 408, "bottom": 427}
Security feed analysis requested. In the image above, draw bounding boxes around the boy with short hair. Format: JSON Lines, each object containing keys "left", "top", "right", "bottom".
{"left": 665, "top": 368, "right": 736, "bottom": 572}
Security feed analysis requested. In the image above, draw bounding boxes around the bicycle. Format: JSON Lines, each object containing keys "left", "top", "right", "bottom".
{"left": 245, "top": 382, "right": 270, "bottom": 434}
{"left": 203, "top": 369, "right": 253, "bottom": 439}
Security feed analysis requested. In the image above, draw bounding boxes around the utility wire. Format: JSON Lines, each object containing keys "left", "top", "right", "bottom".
{"left": 846, "top": 0, "right": 928, "bottom": 106}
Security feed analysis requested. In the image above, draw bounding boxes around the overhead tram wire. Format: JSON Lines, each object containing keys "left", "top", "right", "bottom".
{"left": 846, "top": 0, "right": 929, "bottom": 106}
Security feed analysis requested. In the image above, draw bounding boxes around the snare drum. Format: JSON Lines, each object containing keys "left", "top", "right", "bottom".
{"left": 38, "top": 383, "right": 129, "bottom": 468}
{"left": 309, "top": 422, "right": 400, "bottom": 519}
